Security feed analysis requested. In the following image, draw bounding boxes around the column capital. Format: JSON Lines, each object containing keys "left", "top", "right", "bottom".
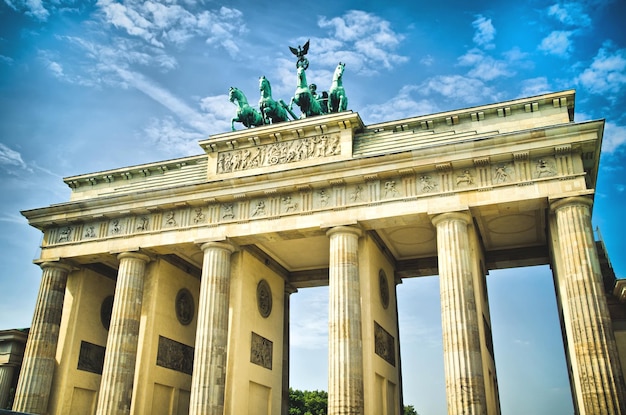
{"left": 117, "top": 251, "right": 151, "bottom": 264}
{"left": 325, "top": 225, "right": 362, "bottom": 238}
{"left": 550, "top": 195, "right": 593, "bottom": 212}
{"left": 431, "top": 211, "right": 472, "bottom": 227}
{"left": 38, "top": 260, "right": 73, "bottom": 273}
{"left": 199, "top": 240, "right": 237, "bottom": 254}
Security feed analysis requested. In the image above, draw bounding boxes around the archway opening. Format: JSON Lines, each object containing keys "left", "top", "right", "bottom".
{"left": 487, "top": 265, "right": 574, "bottom": 415}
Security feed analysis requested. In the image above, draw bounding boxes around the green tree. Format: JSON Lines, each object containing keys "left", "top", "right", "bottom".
{"left": 289, "top": 388, "right": 418, "bottom": 415}
{"left": 288, "top": 388, "right": 327, "bottom": 415}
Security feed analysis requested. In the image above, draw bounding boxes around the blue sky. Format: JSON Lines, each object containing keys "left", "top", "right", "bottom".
{"left": 1, "top": 0, "right": 625, "bottom": 414}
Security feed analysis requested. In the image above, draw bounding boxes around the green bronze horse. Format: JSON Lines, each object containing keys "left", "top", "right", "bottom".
{"left": 329, "top": 62, "right": 347, "bottom": 113}
{"left": 229, "top": 86, "right": 264, "bottom": 131}
{"left": 259, "top": 76, "right": 291, "bottom": 125}
{"left": 289, "top": 66, "right": 325, "bottom": 118}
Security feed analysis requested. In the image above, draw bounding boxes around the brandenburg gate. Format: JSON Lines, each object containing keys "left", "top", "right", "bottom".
{"left": 11, "top": 89, "right": 626, "bottom": 414}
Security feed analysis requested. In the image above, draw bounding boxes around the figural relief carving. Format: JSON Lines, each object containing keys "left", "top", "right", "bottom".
{"left": 419, "top": 176, "right": 437, "bottom": 193}
{"left": 493, "top": 164, "right": 512, "bottom": 183}
{"left": 456, "top": 169, "right": 474, "bottom": 186}
{"left": 535, "top": 158, "right": 557, "bottom": 178}
{"left": 192, "top": 208, "right": 206, "bottom": 224}
{"left": 374, "top": 321, "right": 395, "bottom": 366}
{"left": 137, "top": 216, "right": 149, "bottom": 231}
{"left": 57, "top": 226, "right": 72, "bottom": 243}
{"left": 282, "top": 196, "right": 299, "bottom": 213}
{"left": 84, "top": 225, "right": 96, "bottom": 239}
{"left": 252, "top": 201, "right": 267, "bottom": 217}
{"left": 217, "top": 134, "right": 340, "bottom": 174}
{"left": 384, "top": 180, "right": 400, "bottom": 198}
{"left": 250, "top": 332, "right": 273, "bottom": 370}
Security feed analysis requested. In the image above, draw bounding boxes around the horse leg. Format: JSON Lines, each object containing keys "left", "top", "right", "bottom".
{"left": 231, "top": 117, "right": 237, "bottom": 131}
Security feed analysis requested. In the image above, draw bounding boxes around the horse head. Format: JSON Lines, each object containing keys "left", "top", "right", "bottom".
{"left": 228, "top": 86, "right": 238, "bottom": 103}
{"left": 259, "top": 76, "right": 271, "bottom": 96}
{"left": 296, "top": 66, "right": 308, "bottom": 89}
{"left": 333, "top": 62, "right": 345, "bottom": 82}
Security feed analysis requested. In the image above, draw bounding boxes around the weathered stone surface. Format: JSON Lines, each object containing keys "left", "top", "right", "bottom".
{"left": 327, "top": 226, "right": 364, "bottom": 415}
{"left": 13, "top": 261, "right": 71, "bottom": 414}
{"left": 96, "top": 252, "right": 150, "bottom": 415}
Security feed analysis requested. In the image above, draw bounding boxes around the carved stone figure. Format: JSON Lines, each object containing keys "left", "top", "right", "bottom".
{"left": 165, "top": 211, "right": 177, "bottom": 227}
{"left": 192, "top": 208, "right": 205, "bottom": 224}
{"left": 222, "top": 203, "right": 235, "bottom": 219}
{"left": 252, "top": 201, "right": 266, "bottom": 217}
{"left": 58, "top": 226, "right": 72, "bottom": 242}
{"left": 137, "top": 216, "right": 149, "bottom": 231}
{"left": 456, "top": 170, "right": 474, "bottom": 185}
{"left": 282, "top": 196, "right": 299, "bottom": 213}
{"left": 494, "top": 164, "right": 510, "bottom": 183}
{"left": 536, "top": 158, "right": 556, "bottom": 177}
{"left": 384, "top": 180, "right": 400, "bottom": 197}
{"left": 84, "top": 225, "right": 96, "bottom": 238}
{"left": 420, "top": 175, "right": 437, "bottom": 192}
{"left": 229, "top": 86, "right": 264, "bottom": 131}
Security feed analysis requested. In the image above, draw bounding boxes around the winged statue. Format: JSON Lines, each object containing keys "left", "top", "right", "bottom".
{"left": 289, "top": 39, "right": 310, "bottom": 69}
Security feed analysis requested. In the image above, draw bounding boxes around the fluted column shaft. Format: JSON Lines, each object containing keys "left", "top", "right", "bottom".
{"left": 0, "top": 365, "right": 15, "bottom": 409}
{"left": 189, "top": 242, "right": 236, "bottom": 415}
{"left": 432, "top": 212, "right": 486, "bottom": 415}
{"left": 96, "top": 252, "right": 150, "bottom": 415}
{"left": 327, "top": 226, "right": 364, "bottom": 415}
{"left": 552, "top": 197, "right": 626, "bottom": 414}
{"left": 13, "top": 261, "right": 71, "bottom": 414}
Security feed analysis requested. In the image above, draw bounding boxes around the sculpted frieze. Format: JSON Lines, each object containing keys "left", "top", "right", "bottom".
{"left": 45, "top": 154, "right": 572, "bottom": 247}
{"left": 216, "top": 133, "right": 340, "bottom": 174}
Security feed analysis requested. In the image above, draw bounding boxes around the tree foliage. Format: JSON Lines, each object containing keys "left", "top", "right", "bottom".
{"left": 288, "top": 388, "right": 418, "bottom": 415}
{"left": 289, "top": 388, "right": 328, "bottom": 415}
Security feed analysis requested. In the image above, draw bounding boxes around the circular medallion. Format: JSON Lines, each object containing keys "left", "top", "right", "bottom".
{"left": 257, "top": 279, "right": 272, "bottom": 318}
{"left": 100, "top": 295, "right": 114, "bottom": 330}
{"left": 175, "top": 288, "right": 194, "bottom": 326}
{"left": 379, "top": 270, "right": 390, "bottom": 309}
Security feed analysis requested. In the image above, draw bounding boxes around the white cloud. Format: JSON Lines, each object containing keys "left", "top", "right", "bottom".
{"left": 0, "top": 143, "right": 30, "bottom": 172}
{"left": 95, "top": 1, "right": 246, "bottom": 55}
{"left": 576, "top": 45, "right": 626, "bottom": 96}
{"left": 291, "top": 288, "right": 328, "bottom": 350}
{"left": 603, "top": 122, "right": 626, "bottom": 154}
{"left": 317, "top": 10, "right": 408, "bottom": 74}
{"left": 457, "top": 49, "right": 514, "bottom": 81}
{"left": 142, "top": 117, "right": 206, "bottom": 156}
{"left": 547, "top": 2, "right": 591, "bottom": 27}
{"left": 472, "top": 15, "right": 496, "bottom": 49}
{"left": 4, "top": 0, "right": 50, "bottom": 21}
{"left": 419, "top": 75, "right": 498, "bottom": 105}
{"left": 0, "top": 55, "right": 14, "bottom": 65}
{"left": 538, "top": 30, "right": 574, "bottom": 58}
{"left": 360, "top": 85, "right": 439, "bottom": 124}
{"left": 519, "top": 77, "right": 552, "bottom": 97}
{"left": 420, "top": 55, "right": 434, "bottom": 66}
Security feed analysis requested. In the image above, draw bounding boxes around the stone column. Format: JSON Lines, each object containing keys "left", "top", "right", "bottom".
{"left": 431, "top": 212, "right": 486, "bottom": 415}
{"left": 551, "top": 197, "right": 626, "bottom": 414}
{"left": 282, "top": 285, "right": 297, "bottom": 415}
{"left": 327, "top": 226, "right": 364, "bottom": 415}
{"left": 0, "top": 365, "right": 15, "bottom": 409}
{"left": 13, "top": 261, "right": 72, "bottom": 414}
{"left": 189, "top": 241, "right": 236, "bottom": 415}
{"left": 96, "top": 252, "right": 150, "bottom": 415}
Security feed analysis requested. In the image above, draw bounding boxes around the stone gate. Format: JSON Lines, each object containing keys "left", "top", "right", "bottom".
{"left": 11, "top": 89, "right": 626, "bottom": 415}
